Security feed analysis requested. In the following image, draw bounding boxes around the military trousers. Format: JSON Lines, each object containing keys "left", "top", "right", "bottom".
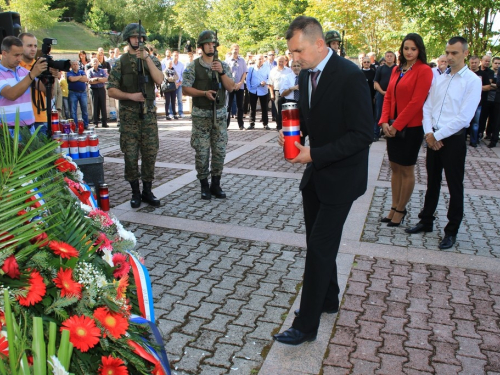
{"left": 190, "top": 114, "right": 228, "bottom": 180}
{"left": 119, "top": 106, "right": 159, "bottom": 182}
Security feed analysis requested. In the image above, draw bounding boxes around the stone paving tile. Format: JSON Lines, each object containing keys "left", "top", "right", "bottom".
{"left": 102, "top": 162, "right": 189, "bottom": 208}
{"left": 123, "top": 222, "right": 306, "bottom": 374}
{"left": 225, "top": 145, "right": 306, "bottom": 173}
{"left": 95, "top": 130, "right": 120, "bottom": 149}
{"left": 323, "top": 255, "right": 500, "bottom": 374}
{"left": 138, "top": 173, "right": 306, "bottom": 234}
{"left": 361, "top": 187, "right": 500, "bottom": 257}
{"left": 103, "top": 138, "right": 242, "bottom": 164}
{"left": 228, "top": 129, "right": 274, "bottom": 142}
{"left": 378, "top": 151, "right": 500, "bottom": 191}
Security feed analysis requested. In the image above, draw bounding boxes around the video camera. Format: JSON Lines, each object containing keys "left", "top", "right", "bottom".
{"left": 40, "top": 38, "right": 71, "bottom": 73}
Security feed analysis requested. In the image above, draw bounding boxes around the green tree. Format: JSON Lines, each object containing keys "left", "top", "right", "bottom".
{"left": 2, "top": 0, "right": 65, "bottom": 31}
{"left": 84, "top": 5, "right": 110, "bottom": 32}
{"left": 400, "top": 0, "right": 500, "bottom": 56}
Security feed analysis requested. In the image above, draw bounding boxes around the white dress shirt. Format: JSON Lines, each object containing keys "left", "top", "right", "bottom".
{"left": 268, "top": 66, "right": 291, "bottom": 91}
{"left": 422, "top": 65, "right": 481, "bottom": 141}
{"left": 308, "top": 48, "right": 333, "bottom": 107}
{"left": 280, "top": 73, "right": 299, "bottom": 100}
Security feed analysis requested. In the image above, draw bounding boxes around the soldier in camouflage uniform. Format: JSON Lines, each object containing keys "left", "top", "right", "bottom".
{"left": 325, "top": 30, "right": 342, "bottom": 55}
{"left": 107, "top": 23, "right": 164, "bottom": 208}
{"left": 182, "top": 31, "right": 236, "bottom": 200}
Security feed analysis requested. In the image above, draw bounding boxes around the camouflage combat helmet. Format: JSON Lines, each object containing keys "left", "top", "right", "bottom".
{"left": 122, "top": 23, "right": 147, "bottom": 41}
{"left": 325, "top": 30, "right": 341, "bottom": 44}
{"left": 197, "top": 30, "right": 218, "bottom": 47}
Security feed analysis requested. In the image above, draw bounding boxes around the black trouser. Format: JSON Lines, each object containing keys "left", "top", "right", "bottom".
{"left": 243, "top": 85, "right": 250, "bottom": 114}
{"left": 292, "top": 178, "right": 353, "bottom": 334}
{"left": 91, "top": 87, "right": 107, "bottom": 127}
{"left": 418, "top": 130, "right": 466, "bottom": 235}
{"left": 227, "top": 89, "right": 244, "bottom": 128}
{"left": 489, "top": 102, "right": 500, "bottom": 144}
{"left": 249, "top": 92, "right": 268, "bottom": 126}
{"left": 164, "top": 90, "right": 177, "bottom": 117}
{"left": 479, "top": 100, "right": 495, "bottom": 136}
{"left": 271, "top": 92, "right": 278, "bottom": 120}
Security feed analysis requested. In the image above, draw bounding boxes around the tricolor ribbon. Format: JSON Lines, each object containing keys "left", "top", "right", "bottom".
{"left": 25, "top": 187, "right": 46, "bottom": 208}
{"left": 283, "top": 130, "right": 301, "bottom": 136}
{"left": 127, "top": 251, "right": 154, "bottom": 322}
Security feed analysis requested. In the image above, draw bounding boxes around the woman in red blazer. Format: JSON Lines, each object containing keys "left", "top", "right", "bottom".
{"left": 379, "top": 33, "right": 433, "bottom": 226}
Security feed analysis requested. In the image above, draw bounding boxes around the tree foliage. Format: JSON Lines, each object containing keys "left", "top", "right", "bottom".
{"left": 2, "top": 0, "right": 65, "bottom": 31}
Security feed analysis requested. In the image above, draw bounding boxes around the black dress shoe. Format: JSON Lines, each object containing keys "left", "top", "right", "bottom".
{"left": 439, "top": 235, "right": 456, "bottom": 249}
{"left": 469, "top": 142, "right": 478, "bottom": 148}
{"left": 405, "top": 223, "right": 433, "bottom": 234}
{"left": 273, "top": 327, "right": 317, "bottom": 345}
{"left": 488, "top": 143, "right": 497, "bottom": 148}
{"left": 294, "top": 306, "right": 339, "bottom": 317}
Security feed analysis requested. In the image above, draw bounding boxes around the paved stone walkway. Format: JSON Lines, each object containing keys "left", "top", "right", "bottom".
{"left": 96, "top": 105, "right": 500, "bottom": 374}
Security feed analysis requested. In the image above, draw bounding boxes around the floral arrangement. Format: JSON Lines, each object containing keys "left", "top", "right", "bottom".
{"left": 0, "top": 124, "right": 169, "bottom": 374}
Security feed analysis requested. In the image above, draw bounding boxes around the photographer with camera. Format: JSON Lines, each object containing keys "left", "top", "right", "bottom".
{"left": 182, "top": 30, "right": 235, "bottom": 201}
{"left": 0, "top": 36, "right": 48, "bottom": 135}
{"left": 19, "top": 33, "right": 57, "bottom": 136}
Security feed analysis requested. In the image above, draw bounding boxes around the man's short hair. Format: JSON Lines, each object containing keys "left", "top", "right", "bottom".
{"left": 18, "top": 32, "right": 36, "bottom": 42}
{"left": 447, "top": 36, "right": 468, "bottom": 52}
{"left": 469, "top": 55, "right": 479, "bottom": 61}
{"left": 285, "top": 16, "right": 324, "bottom": 42}
{"left": 231, "top": 44, "right": 239, "bottom": 50}
{"left": 385, "top": 51, "right": 395, "bottom": 56}
{"left": 91, "top": 57, "right": 99, "bottom": 64}
{"left": 1, "top": 36, "right": 23, "bottom": 52}
{"left": 493, "top": 56, "right": 500, "bottom": 62}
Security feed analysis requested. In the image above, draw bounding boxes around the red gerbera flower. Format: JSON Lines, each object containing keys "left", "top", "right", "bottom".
{"left": 93, "top": 307, "right": 129, "bottom": 339}
{"left": 1, "top": 255, "right": 20, "bottom": 279}
{"left": 98, "top": 355, "right": 128, "bottom": 375}
{"left": 0, "top": 311, "right": 5, "bottom": 328}
{"left": 55, "top": 158, "right": 77, "bottom": 172}
{"left": 53, "top": 268, "right": 83, "bottom": 299}
{"left": 61, "top": 315, "right": 101, "bottom": 352}
{"left": 17, "top": 270, "right": 46, "bottom": 306}
{"left": 112, "top": 253, "right": 130, "bottom": 279}
{"left": 48, "top": 241, "right": 79, "bottom": 259}
{"left": 30, "top": 231, "right": 50, "bottom": 247}
{"left": 116, "top": 275, "right": 128, "bottom": 300}
{"left": 95, "top": 232, "right": 113, "bottom": 252}
{"left": 0, "top": 336, "right": 8, "bottom": 357}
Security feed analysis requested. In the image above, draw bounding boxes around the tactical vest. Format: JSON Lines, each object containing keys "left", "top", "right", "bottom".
{"left": 119, "top": 53, "right": 156, "bottom": 107}
{"left": 192, "top": 59, "right": 226, "bottom": 110}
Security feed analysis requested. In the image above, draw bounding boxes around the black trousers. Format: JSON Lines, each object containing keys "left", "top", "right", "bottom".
{"left": 164, "top": 90, "right": 177, "bottom": 116}
{"left": 489, "top": 102, "right": 500, "bottom": 144}
{"left": 249, "top": 92, "right": 268, "bottom": 126}
{"left": 226, "top": 89, "right": 244, "bottom": 128}
{"left": 418, "top": 131, "right": 467, "bottom": 235}
{"left": 292, "top": 179, "right": 353, "bottom": 334}
{"left": 479, "top": 100, "right": 495, "bottom": 136}
{"left": 91, "top": 87, "right": 107, "bottom": 127}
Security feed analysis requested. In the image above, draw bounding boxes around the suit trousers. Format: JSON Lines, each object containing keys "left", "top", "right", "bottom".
{"left": 418, "top": 131, "right": 467, "bottom": 235}
{"left": 249, "top": 92, "right": 268, "bottom": 126}
{"left": 292, "top": 178, "right": 353, "bottom": 334}
{"left": 226, "top": 89, "right": 244, "bottom": 128}
{"left": 91, "top": 87, "right": 107, "bottom": 127}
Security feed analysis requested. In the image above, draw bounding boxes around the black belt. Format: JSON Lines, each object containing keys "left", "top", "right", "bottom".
{"left": 433, "top": 127, "right": 465, "bottom": 136}
{"left": 69, "top": 90, "right": 85, "bottom": 93}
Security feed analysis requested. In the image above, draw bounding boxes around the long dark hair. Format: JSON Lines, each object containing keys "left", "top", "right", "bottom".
{"left": 398, "top": 33, "right": 427, "bottom": 68}
{"left": 79, "top": 50, "right": 88, "bottom": 63}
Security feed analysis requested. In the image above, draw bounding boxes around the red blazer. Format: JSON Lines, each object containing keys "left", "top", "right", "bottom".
{"left": 379, "top": 59, "right": 433, "bottom": 131}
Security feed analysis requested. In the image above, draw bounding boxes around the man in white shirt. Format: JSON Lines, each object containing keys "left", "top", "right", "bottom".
{"left": 170, "top": 51, "right": 185, "bottom": 118}
{"left": 268, "top": 55, "right": 291, "bottom": 130}
{"left": 432, "top": 55, "right": 447, "bottom": 80}
{"left": 280, "top": 61, "right": 301, "bottom": 102}
{"left": 406, "top": 36, "right": 481, "bottom": 250}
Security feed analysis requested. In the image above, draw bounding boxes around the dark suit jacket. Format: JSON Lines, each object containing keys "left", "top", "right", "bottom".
{"left": 298, "top": 52, "right": 373, "bottom": 204}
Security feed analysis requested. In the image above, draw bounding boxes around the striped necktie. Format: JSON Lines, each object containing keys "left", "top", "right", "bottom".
{"left": 294, "top": 75, "right": 299, "bottom": 101}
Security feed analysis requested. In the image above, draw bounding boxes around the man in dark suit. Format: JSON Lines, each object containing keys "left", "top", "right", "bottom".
{"left": 274, "top": 16, "right": 373, "bottom": 346}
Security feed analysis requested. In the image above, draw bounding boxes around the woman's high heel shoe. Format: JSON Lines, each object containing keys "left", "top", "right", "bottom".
{"left": 381, "top": 207, "right": 396, "bottom": 223}
{"left": 387, "top": 209, "right": 407, "bottom": 227}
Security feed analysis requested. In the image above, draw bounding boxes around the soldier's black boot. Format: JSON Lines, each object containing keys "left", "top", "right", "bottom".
{"left": 141, "top": 181, "right": 161, "bottom": 207}
{"left": 200, "top": 178, "right": 211, "bottom": 200}
{"left": 210, "top": 175, "right": 226, "bottom": 199}
{"left": 130, "top": 180, "right": 142, "bottom": 208}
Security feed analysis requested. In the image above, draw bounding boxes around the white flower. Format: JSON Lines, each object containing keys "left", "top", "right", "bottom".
{"left": 48, "top": 355, "right": 69, "bottom": 375}
{"left": 73, "top": 170, "right": 84, "bottom": 182}
{"left": 102, "top": 249, "right": 114, "bottom": 267}
{"left": 80, "top": 203, "right": 92, "bottom": 213}
{"left": 115, "top": 221, "right": 137, "bottom": 245}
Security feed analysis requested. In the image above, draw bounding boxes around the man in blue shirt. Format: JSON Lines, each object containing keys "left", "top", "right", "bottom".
{"left": 87, "top": 58, "right": 109, "bottom": 128}
{"left": 67, "top": 60, "right": 89, "bottom": 128}
{"left": 246, "top": 54, "right": 270, "bottom": 130}
{"left": 226, "top": 44, "right": 247, "bottom": 129}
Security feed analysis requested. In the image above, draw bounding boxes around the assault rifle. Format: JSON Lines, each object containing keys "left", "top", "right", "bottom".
{"left": 137, "top": 19, "right": 148, "bottom": 119}
{"left": 340, "top": 30, "right": 346, "bottom": 58}
{"left": 211, "top": 30, "right": 221, "bottom": 126}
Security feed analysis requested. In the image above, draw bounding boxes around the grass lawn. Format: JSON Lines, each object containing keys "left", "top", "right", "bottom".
{"left": 35, "top": 22, "right": 113, "bottom": 54}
